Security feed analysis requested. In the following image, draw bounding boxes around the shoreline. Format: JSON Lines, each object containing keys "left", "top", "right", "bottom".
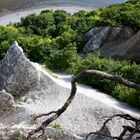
{"left": 0, "top": 2, "right": 93, "bottom": 17}
{"left": 0, "top": 3, "right": 94, "bottom": 26}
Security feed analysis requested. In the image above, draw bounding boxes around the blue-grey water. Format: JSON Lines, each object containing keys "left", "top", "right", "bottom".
{"left": 37, "top": 0, "right": 126, "bottom": 8}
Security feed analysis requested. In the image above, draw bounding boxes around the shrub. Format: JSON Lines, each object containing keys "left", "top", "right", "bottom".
{"left": 70, "top": 53, "right": 140, "bottom": 107}
{"left": 45, "top": 46, "right": 79, "bottom": 71}
{"left": 113, "top": 84, "right": 140, "bottom": 107}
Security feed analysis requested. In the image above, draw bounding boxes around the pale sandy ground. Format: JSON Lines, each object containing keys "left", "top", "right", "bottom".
{"left": 0, "top": 62, "right": 140, "bottom": 138}
{"left": 0, "top": 4, "right": 93, "bottom": 26}
{"left": 34, "top": 63, "right": 140, "bottom": 116}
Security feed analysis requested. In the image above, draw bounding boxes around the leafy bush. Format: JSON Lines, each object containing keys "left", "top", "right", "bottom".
{"left": 70, "top": 53, "right": 140, "bottom": 107}
{"left": 45, "top": 46, "right": 80, "bottom": 71}
{"left": 99, "top": 0, "right": 140, "bottom": 29}
{"left": 0, "top": 26, "right": 20, "bottom": 59}
{"left": 113, "top": 84, "right": 140, "bottom": 107}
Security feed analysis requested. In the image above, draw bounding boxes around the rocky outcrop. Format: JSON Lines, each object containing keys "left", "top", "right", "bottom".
{"left": 101, "top": 30, "right": 140, "bottom": 61}
{"left": 82, "top": 26, "right": 140, "bottom": 62}
{"left": 0, "top": 41, "right": 39, "bottom": 96}
{"left": 87, "top": 127, "right": 113, "bottom": 140}
{"left": 82, "top": 26, "right": 111, "bottom": 53}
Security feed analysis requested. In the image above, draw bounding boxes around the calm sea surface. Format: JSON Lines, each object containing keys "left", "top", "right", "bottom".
{"left": 36, "top": 0, "right": 126, "bottom": 8}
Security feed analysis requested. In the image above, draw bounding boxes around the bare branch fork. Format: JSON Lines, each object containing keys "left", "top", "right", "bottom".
{"left": 86, "top": 114, "right": 140, "bottom": 140}
{"left": 27, "top": 70, "right": 140, "bottom": 139}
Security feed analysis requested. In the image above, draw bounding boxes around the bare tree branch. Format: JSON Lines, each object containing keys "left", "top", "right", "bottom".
{"left": 86, "top": 114, "right": 140, "bottom": 140}
{"left": 100, "top": 114, "right": 139, "bottom": 132}
{"left": 27, "top": 70, "right": 140, "bottom": 139}
{"left": 34, "top": 111, "right": 57, "bottom": 121}
{"left": 127, "top": 122, "right": 140, "bottom": 140}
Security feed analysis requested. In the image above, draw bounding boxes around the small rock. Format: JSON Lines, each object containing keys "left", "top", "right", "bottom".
{"left": 0, "top": 90, "right": 14, "bottom": 114}
{"left": 86, "top": 127, "right": 113, "bottom": 140}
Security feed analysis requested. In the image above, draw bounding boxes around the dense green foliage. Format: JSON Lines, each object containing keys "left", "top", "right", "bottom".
{"left": 0, "top": 0, "right": 140, "bottom": 107}
{"left": 99, "top": 0, "right": 140, "bottom": 29}
{"left": 70, "top": 54, "right": 140, "bottom": 107}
